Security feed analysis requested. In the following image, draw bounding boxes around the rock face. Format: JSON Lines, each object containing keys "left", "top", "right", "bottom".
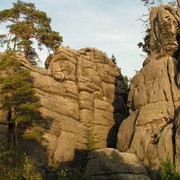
{"left": 85, "top": 148, "right": 151, "bottom": 180}
{"left": 15, "top": 47, "right": 128, "bottom": 164}
{"left": 150, "top": 5, "right": 180, "bottom": 86}
{"left": 1, "top": 4, "right": 180, "bottom": 179}
{"left": 117, "top": 5, "right": 180, "bottom": 176}
{"left": 150, "top": 5, "right": 178, "bottom": 58}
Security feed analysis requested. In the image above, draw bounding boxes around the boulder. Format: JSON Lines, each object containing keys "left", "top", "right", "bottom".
{"left": 85, "top": 148, "right": 151, "bottom": 180}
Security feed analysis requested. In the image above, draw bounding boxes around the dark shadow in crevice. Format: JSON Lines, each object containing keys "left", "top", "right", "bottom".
{"left": 45, "top": 148, "right": 88, "bottom": 180}
{"left": 174, "top": 30, "right": 180, "bottom": 87}
{"left": 107, "top": 74, "right": 129, "bottom": 148}
{"left": 18, "top": 115, "right": 55, "bottom": 178}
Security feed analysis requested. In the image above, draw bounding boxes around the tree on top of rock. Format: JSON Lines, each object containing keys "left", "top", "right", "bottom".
{"left": 111, "top": 54, "right": 117, "bottom": 64}
{"left": 0, "top": 51, "right": 43, "bottom": 145}
{"left": 0, "top": 0, "right": 63, "bottom": 64}
{"left": 141, "top": 0, "right": 179, "bottom": 7}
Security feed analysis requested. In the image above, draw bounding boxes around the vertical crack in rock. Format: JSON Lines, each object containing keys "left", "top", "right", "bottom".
{"left": 127, "top": 109, "right": 141, "bottom": 150}
{"left": 167, "top": 58, "right": 176, "bottom": 112}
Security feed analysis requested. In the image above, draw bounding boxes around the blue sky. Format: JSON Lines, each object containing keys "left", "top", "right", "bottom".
{"left": 0, "top": 0, "right": 169, "bottom": 77}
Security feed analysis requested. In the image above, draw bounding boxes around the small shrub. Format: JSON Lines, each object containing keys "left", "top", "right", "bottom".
{"left": 93, "top": 92, "right": 103, "bottom": 99}
{"left": 46, "top": 164, "right": 86, "bottom": 180}
{"left": 159, "top": 157, "right": 180, "bottom": 180}
{"left": 23, "top": 123, "right": 45, "bottom": 142}
{"left": 0, "top": 142, "right": 42, "bottom": 180}
{"left": 86, "top": 123, "right": 98, "bottom": 151}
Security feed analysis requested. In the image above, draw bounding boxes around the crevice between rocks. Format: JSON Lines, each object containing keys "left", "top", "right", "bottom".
{"left": 167, "top": 58, "right": 176, "bottom": 112}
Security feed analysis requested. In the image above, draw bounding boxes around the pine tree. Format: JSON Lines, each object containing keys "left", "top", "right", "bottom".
{"left": 137, "top": 28, "right": 151, "bottom": 55}
{"left": 0, "top": 51, "right": 42, "bottom": 144}
{"left": 0, "top": 0, "right": 62, "bottom": 64}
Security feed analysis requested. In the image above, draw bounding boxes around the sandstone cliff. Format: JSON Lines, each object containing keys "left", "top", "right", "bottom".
{"left": 13, "top": 47, "right": 128, "bottom": 165}
{"left": 117, "top": 5, "right": 180, "bottom": 178}
{"left": 1, "top": 4, "right": 180, "bottom": 180}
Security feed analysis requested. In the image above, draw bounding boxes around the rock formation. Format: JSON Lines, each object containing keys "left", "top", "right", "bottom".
{"left": 0, "top": 4, "right": 180, "bottom": 179}
{"left": 117, "top": 5, "right": 180, "bottom": 178}
{"left": 85, "top": 148, "right": 151, "bottom": 180}
{"left": 14, "top": 47, "right": 128, "bottom": 165}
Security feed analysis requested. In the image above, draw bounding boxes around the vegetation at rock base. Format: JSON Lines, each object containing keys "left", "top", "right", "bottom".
{"left": 0, "top": 0, "right": 62, "bottom": 64}
{"left": 46, "top": 163, "right": 86, "bottom": 180}
{"left": 158, "top": 157, "right": 180, "bottom": 180}
{"left": 86, "top": 123, "right": 98, "bottom": 152}
{"left": 0, "top": 142, "right": 42, "bottom": 180}
{"left": 0, "top": 50, "right": 44, "bottom": 144}
{"left": 44, "top": 123, "right": 98, "bottom": 179}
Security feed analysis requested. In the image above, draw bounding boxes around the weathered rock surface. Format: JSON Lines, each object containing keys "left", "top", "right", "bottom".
{"left": 117, "top": 5, "right": 180, "bottom": 176}
{"left": 150, "top": 5, "right": 178, "bottom": 58}
{"left": 85, "top": 148, "right": 151, "bottom": 180}
{"left": 14, "top": 47, "right": 128, "bottom": 164}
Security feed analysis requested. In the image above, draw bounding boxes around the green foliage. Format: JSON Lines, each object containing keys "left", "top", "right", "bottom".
{"left": 0, "top": 142, "right": 42, "bottom": 180}
{"left": 122, "top": 75, "right": 130, "bottom": 90}
{"left": 158, "top": 157, "right": 180, "bottom": 180}
{"left": 141, "top": 0, "right": 162, "bottom": 6}
{"left": 46, "top": 164, "right": 86, "bottom": 180}
{"left": 93, "top": 92, "right": 103, "bottom": 100}
{"left": 45, "top": 122, "right": 98, "bottom": 179}
{"left": 0, "top": 0, "right": 62, "bottom": 63}
{"left": 141, "top": 0, "right": 177, "bottom": 7}
{"left": 86, "top": 123, "right": 98, "bottom": 151}
{"left": 23, "top": 124, "right": 44, "bottom": 142}
{"left": 0, "top": 52, "right": 40, "bottom": 123}
{"left": 45, "top": 122, "right": 97, "bottom": 179}
{"left": 111, "top": 54, "right": 117, "bottom": 64}
{"left": 0, "top": 51, "right": 43, "bottom": 142}
{"left": 137, "top": 28, "right": 151, "bottom": 55}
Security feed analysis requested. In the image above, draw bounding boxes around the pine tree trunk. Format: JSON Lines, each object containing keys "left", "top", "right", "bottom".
{"left": 24, "top": 44, "right": 29, "bottom": 62}
{"left": 13, "top": 121, "right": 18, "bottom": 145}
{"left": 177, "top": 0, "right": 180, "bottom": 8}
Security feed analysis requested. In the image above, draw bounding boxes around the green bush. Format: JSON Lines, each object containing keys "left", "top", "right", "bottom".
{"left": 86, "top": 123, "right": 98, "bottom": 151}
{"left": 159, "top": 157, "right": 180, "bottom": 180}
{"left": 0, "top": 143, "right": 42, "bottom": 180}
{"left": 46, "top": 163, "right": 86, "bottom": 180}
